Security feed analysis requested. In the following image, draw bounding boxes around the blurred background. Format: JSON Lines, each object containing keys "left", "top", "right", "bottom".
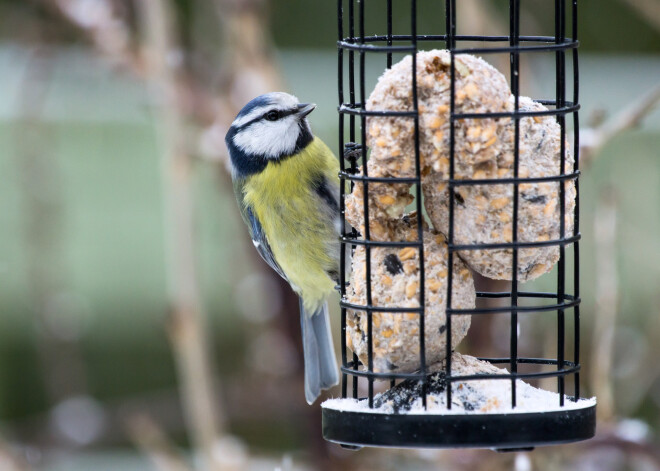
{"left": 0, "top": 0, "right": 658, "bottom": 470}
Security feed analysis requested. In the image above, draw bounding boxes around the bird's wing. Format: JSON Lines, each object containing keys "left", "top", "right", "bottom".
{"left": 244, "top": 205, "right": 289, "bottom": 282}
{"left": 233, "top": 176, "right": 288, "bottom": 281}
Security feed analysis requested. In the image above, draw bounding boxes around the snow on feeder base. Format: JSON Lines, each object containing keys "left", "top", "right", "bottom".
{"left": 322, "top": 353, "right": 596, "bottom": 449}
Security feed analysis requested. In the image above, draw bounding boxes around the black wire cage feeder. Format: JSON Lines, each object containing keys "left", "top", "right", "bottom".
{"left": 322, "top": 0, "right": 596, "bottom": 450}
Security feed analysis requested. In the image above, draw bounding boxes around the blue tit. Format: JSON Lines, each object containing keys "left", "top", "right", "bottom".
{"left": 225, "top": 92, "right": 340, "bottom": 404}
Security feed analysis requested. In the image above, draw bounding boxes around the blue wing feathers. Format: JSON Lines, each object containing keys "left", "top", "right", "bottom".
{"left": 245, "top": 206, "right": 288, "bottom": 281}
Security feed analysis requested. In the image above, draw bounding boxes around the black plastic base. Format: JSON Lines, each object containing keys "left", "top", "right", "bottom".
{"left": 322, "top": 402, "right": 596, "bottom": 449}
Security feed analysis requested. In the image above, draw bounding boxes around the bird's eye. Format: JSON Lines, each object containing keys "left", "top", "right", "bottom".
{"left": 265, "top": 110, "right": 279, "bottom": 121}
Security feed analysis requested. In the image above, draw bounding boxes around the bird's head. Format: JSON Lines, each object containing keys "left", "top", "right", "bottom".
{"left": 225, "top": 92, "right": 316, "bottom": 177}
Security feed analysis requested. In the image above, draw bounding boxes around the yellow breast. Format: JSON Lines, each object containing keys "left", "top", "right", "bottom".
{"left": 243, "top": 138, "right": 340, "bottom": 310}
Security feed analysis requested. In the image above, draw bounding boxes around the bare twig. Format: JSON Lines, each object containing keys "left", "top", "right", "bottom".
{"left": 591, "top": 188, "right": 619, "bottom": 422}
{"left": 580, "top": 83, "right": 660, "bottom": 168}
{"left": 50, "top": 0, "right": 142, "bottom": 71}
{"left": 126, "top": 414, "right": 193, "bottom": 471}
{"left": 135, "top": 2, "right": 227, "bottom": 471}
{"left": 44, "top": 0, "right": 220, "bottom": 125}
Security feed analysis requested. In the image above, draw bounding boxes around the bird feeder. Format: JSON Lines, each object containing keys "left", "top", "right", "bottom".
{"left": 322, "top": 0, "right": 596, "bottom": 450}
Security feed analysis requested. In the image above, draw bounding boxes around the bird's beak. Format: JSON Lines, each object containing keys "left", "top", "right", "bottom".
{"left": 297, "top": 103, "right": 316, "bottom": 118}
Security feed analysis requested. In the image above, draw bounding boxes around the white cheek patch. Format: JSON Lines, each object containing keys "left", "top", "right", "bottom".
{"left": 233, "top": 117, "right": 300, "bottom": 159}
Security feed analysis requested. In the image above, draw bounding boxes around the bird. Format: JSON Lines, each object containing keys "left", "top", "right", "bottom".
{"left": 225, "top": 92, "right": 341, "bottom": 404}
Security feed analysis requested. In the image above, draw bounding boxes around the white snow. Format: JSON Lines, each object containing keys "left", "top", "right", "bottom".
{"left": 322, "top": 354, "right": 596, "bottom": 415}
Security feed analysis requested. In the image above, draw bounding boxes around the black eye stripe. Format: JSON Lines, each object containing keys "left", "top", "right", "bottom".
{"left": 234, "top": 107, "right": 301, "bottom": 130}
{"left": 263, "top": 107, "right": 299, "bottom": 121}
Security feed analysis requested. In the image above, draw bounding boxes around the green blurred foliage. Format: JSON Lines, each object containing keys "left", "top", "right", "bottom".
{"left": 269, "top": 0, "right": 660, "bottom": 52}
{"left": 0, "top": 0, "right": 658, "bottom": 53}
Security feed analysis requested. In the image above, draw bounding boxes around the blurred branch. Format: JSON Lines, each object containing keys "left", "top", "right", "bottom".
{"left": 135, "top": 2, "right": 227, "bottom": 471}
{"left": 43, "top": 0, "right": 220, "bottom": 125}
{"left": 617, "top": 0, "right": 660, "bottom": 33}
{"left": 45, "top": 0, "right": 142, "bottom": 71}
{"left": 591, "top": 188, "right": 618, "bottom": 422}
{"left": 580, "top": 83, "right": 660, "bottom": 168}
{"left": 126, "top": 414, "right": 193, "bottom": 471}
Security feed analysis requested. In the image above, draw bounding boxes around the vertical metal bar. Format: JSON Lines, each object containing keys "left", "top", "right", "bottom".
{"left": 445, "top": 0, "right": 456, "bottom": 410}
{"left": 445, "top": 0, "right": 456, "bottom": 50}
{"left": 555, "top": 0, "right": 567, "bottom": 407}
{"left": 348, "top": 0, "right": 356, "bottom": 144}
{"left": 352, "top": 354, "right": 358, "bottom": 398}
{"left": 357, "top": 0, "right": 374, "bottom": 409}
{"left": 509, "top": 0, "right": 521, "bottom": 409}
{"left": 337, "top": 0, "right": 348, "bottom": 400}
{"left": 386, "top": 0, "right": 394, "bottom": 393}
{"left": 572, "top": 0, "right": 580, "bottom": 401}
{"left": 347, "top": 0, "right": 360, "bottom": 399}
{"left": 573, "top": 235, "right": 580, "bottom": 401}
{"left": 338, "top": 0, "right": 344, "bottom": 110}
{"left": 410, "top": 0, "right": 427, "bottom": 409}
{"left": 387, "top": 0, "right": 393, "bottom": 69}
{"left": 451, "top": 0, "right": 456, "bottom": 44}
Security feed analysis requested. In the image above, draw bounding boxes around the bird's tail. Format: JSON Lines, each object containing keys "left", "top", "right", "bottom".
{"left": 299, "top": 299, "right": 339, "bottom": 404}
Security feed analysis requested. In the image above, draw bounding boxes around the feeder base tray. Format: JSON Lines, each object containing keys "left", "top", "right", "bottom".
{"left": 322, "top": 400, "right": 596, "bottom": 449}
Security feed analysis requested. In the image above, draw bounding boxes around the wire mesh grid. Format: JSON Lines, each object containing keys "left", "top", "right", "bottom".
{"left": 336, "top": 0, "right": 581, "bottom": 413}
